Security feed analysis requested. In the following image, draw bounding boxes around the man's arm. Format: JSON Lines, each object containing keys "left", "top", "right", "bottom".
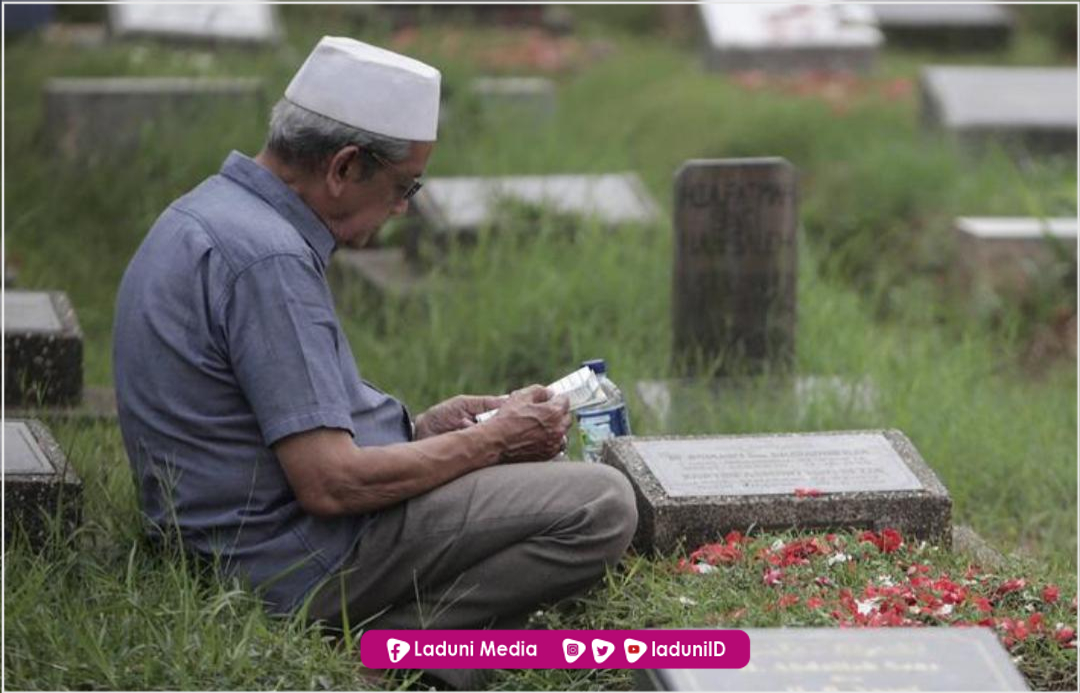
{"left": 274, "top": 386, "right": 569, "bottom": 517}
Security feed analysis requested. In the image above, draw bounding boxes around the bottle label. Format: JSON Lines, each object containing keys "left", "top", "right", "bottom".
{"left": 577, "top": 405, "right": 631, "bottom": 461}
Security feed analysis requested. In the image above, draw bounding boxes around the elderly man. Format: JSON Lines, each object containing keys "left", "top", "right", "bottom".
{"left": 113, "top": 36, "right": 637, "bottom": 686}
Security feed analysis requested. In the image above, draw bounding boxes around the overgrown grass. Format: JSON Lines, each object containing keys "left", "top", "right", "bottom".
{"left": 4, "top": 7, "right": 1076, "bottom": 691}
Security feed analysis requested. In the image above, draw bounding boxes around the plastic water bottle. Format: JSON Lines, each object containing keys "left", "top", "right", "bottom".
{"left": 575, "top": 358, "right": 632, "bottom": 462}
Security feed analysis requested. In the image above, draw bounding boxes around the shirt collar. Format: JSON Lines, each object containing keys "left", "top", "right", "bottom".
{"left": 219, "top": 151, "right": 337, "bottom": 269}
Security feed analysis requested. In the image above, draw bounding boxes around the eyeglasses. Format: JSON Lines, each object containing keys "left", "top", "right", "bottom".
{"left": 366, "top": 149, "right": 423, "bottom": 202}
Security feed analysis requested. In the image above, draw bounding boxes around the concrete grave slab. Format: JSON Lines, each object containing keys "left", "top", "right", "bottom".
{"left": 953, "top": 216, "right": 1077, "bottom": 298}
{"left": 411, "top": 173, "right": 661, "bottom": 240}
{"left": 108, "top": 3, "right": 281, "bottom": 45}
{"left": 642, "top": 628, "right": 1028, "bottom": 691}
{"left": 870, "top": 3, "right": 1014, "bottom": 50}
{"left": 673, "top": 158, "right": 798, "bottom": 375}
{"left": 4, "top": 419, "right": 83, "bottom": 548}
{"left": 920, "top": 67, "right": 1077, "bottom": 156}
{"left": 635, "top": 375, "right": 878, "bottom": 429}
{"left": 330, "top": 247, "right": 427, "bottom": 301}
{"left": 45, "top": 77, "right": 265, "bottom": 162}
{"left": 4, "top": 291, "right": 83, "bottom": 407}
{"left": 699, "top": 4, "right": 882, "bottom": 73}
{"left": 601, "top": 430, "right": 951, "bottom": 553}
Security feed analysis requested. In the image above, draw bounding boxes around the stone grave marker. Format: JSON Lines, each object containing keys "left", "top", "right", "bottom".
{"left": 920, "top": 67, "right": 1077, "bottom": 156}
{"left": 469, "top": 77, "right": 556, "bottom": 122}
{"left": 107, "top": 2, "right": 281, "bottom": 45}
{"left": 409, "top": 173, "right": 661, "bottom": 253}
{"left": 601, "top": 430, "right": 951, "bottom": 554}
{"left": 699, "top": 4, "right": 883, "bottom": 73}
{"left": 870, "top": 3, "right": 1014, "bottom": 50}
{"left": 45, "top": 77, "right": 265, "bottom": 162}
{"left": 643, "top": 628, "right": 1029, "bottom": 691}
{"left": 4, "top": 291, "right": 83, "bottom": 407}
{"left": 4, "top": 419, "right": 83, "bottom": 548}
{"left": 673, "top": 158, "right": 797, "bottom": 376}
{"left": 953, "top": 216, "right": 1078, "bottom": 298}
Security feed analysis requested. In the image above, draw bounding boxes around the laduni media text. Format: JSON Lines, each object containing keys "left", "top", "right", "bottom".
{"left": 412, "top": 639, "right": 539, "bottom": 658}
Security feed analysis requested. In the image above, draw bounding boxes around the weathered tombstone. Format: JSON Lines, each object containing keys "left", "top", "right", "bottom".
{"left": 44, "top": 77, "right": 265, "bottom": 162}
{"left": 4, "top": 291, "right": 83, "bottom": 407}
{"left": 643, "top": 628, "right": 1029, "bottom": 691}
{"left": 601, "top": 430, "right": 951, "bottom": 554}
{"left": 673, "top": 158, "right": 797, "bottom": 376}
{"left": 107, "top": 3, "right": 281, "bottom": 45}
{"left": 330, "top": 247, "right": 427, "bottom": 301}
{"left": 953, "top": 216, "right": 1078, "bottom": 298}
{"left": 4, "top": 419, "right": 83, "bottom": 548}
{"left": 871, "top": 3, "right": 1014, "bottom": 50}
{"left": 920, "top": 67, "right": 1078, "bottom": 156}
{"left": 699, "top": 4, "right": 882, "bottom": 73}
{"left": 469, "top": 77, "right": 556, "bottom": 119}
{"left": 409, "top": 173, "right": 661, "bottom": 254}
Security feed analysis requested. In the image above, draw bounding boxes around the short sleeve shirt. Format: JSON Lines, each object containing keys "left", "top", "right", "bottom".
{"left": 113, "top": 151, "right": 412, "bottom": 614}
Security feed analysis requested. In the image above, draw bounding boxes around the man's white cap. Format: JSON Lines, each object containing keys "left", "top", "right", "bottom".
{"left": 285, "top": 36, "right": 441, "bottom": 142}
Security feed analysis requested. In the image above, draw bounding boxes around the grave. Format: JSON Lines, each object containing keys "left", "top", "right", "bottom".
{"left": 107, "top": 3, "right": 281, "bottom": 45}
{"left": 672, "top": 158, "right": 797, "bottom": 376}
{"left": 45, "top": 77, "right": 265, "bottom": 162}
{"left": 4, "top": 419, "right": 83, "bottom": 548}
{"left": 409, "top": 173, "right": 661, "bottom": 252}
{"left": 870, "top": 3, "right": 1014, "bottom": 51}
{"left": 600, "top": 430, "right": 951, "bottom": 554}
{"left": 329, "top": 246, "right": 427, "bottom": 301}
{"left": 469, "top": 77, "right": 556, "bottom": 119}
{"left": 920, "top": 67, "right": 1078, "bottom": 157}
{"left": 642, "top": 628, "right": 1028, "bottom": 691}
{"left": 4, "top": 291, "right": 83, "bottom": 408}
{"left": 698, "top": 4, "right": 883, "bottom": 74}
{"left": 953, "top": 216, "right": 1078, "bottom": 299}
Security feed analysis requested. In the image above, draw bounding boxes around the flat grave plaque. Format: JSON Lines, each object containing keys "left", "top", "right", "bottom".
{"left": 412, "top": 173, "right": 661, "bottom": 236}
{"left": 634, "top": 432, "right": 923, "bottom": 498}
{"left": 5, "top": 422, "right": 56, "bottom": 475}
{"left": 603, "top": 431, "right": 951, "bottom": 553}
{"left": 4, "top": 419, "right": 82, "bottom": 548}
{"left": 5, "top": 291, "right": 62, "bottom": 332}
{"left": 871, "top": 4, "right": 1014, "bottom": 50}
{"left": 643, "top": 628, "right": 1029, "bottom": 691}
{"left": 953, "top": 216, "right": 1079, "bottom": 299}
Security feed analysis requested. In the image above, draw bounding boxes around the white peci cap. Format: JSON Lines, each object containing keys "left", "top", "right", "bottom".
{"left": 285, "top": 36, "right": 441, "bottom": 142}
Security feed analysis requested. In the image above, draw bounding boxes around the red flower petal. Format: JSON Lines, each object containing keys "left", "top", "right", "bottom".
{"left": 763, "top": 568, "right": 784, "bottom": 587}
{"left": 794, "top": 488, "right": 823, "bottom": 497}
{"left": 1043, "top": 585, "right": 1060, "bottom": 604}
{"left": 1054, "top": 625, "right": 1076, "bottom": 646}
{"left": 995, "top": 578, "right": 1027, "bottom": 597}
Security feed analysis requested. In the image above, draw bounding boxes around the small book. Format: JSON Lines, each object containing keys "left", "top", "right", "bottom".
{"left": 475, "top": 366, "right": 608, "bottom": 423}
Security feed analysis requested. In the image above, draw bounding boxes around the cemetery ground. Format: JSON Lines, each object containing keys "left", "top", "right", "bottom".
{"left": 4, "top": 6, "right": 1077, "bottom": 691}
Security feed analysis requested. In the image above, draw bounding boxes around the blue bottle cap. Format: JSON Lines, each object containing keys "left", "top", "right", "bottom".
{"left": 582, "top": 359, "right": 606, "bottom": 375}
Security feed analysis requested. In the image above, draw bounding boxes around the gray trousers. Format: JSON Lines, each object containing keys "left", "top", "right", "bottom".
{"left": 305, "top": 461, "right": 638, "bottom": 687}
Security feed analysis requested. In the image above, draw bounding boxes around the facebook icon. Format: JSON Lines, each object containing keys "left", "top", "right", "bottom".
{"left": 387, "top": 638, "right": 410, "bottom": 663}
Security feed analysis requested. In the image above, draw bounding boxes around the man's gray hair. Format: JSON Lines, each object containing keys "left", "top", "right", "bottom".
{"left": 266, "top": 98, "right": 411, "bottom": 175}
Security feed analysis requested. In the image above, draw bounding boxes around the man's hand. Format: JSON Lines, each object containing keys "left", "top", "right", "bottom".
{"left": 489, "top": 384, "right": 572, "bottom": 464}
{"left": 414, "top": 394, "right": 507, "bottom": 440}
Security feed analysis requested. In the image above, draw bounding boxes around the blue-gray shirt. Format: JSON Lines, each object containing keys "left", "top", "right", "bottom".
{"left": 113, "top": 151, "right": 412, "bottom": 614}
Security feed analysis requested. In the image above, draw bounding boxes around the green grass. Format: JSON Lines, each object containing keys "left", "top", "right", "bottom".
{"left": 4, "top": 7, "right": 1077, "bottom": 691}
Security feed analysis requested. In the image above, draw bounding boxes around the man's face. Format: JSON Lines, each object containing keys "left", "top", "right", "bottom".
{"left": 327, "top": 141, "right": 434, "bottom": 248}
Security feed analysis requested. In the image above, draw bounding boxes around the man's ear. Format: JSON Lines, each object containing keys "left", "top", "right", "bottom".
{"left": 325, "top": 145, "right": 361, "bottom": 198}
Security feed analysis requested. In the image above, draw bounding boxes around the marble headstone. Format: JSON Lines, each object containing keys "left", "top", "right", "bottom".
{"left": 954, "top": 216, "right": 1078, "bottom": 298}
{"left": 699, "top": 4, "right": 882, "bottom": 73}
{"left": 870, "top": 3, "right": 1014, "bottom": 50}
{"left": 601, "top": 430, "right": 951, "bottom": 553}
{"left": 4, "top": 291, "right": 83, "bottom": 407}
{"left": 108, "top": 2, "right": 281, "bottom": 44}
{"left": 45, "top": 77, "right": 265, "bottom": 162}
{"left": 643, "top": 628, "right": 1028, "bottom": 691}
{"left": 920, "top": 67, "right": 1078, "bottom": 156}
{"left": 673, "top": 158, "right": 797, "bottom": 376}
{"left": 4, "top": 419, "right": 83, "bottom": 548}
{"left": 469, "top": 77, "right": 556, "bottom": 118}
